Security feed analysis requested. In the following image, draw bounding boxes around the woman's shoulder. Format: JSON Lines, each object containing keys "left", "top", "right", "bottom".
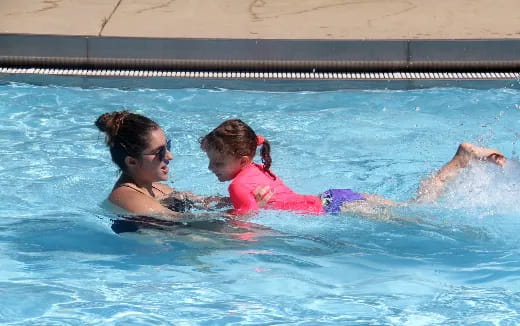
{"left": 109, "top": 183, "right": 141, "bottom": 203}
{"left": 108, "top": 183, "right": 174, "bottom": 214}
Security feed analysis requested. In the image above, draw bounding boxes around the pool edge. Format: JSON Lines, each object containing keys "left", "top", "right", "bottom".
{"left": 1, "top": 34, "right": 520, "bottom": 72}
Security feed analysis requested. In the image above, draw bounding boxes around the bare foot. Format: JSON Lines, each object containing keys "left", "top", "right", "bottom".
{"left": 455, "top": 142, "right": 506, "bottom": 167}
{"left": 416, "top": 142, "right": 506, "bottom": 203}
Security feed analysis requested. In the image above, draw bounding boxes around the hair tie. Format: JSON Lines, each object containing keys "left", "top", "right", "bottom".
{"left": 256, "top": 135, "right": 265, "bottom": 146}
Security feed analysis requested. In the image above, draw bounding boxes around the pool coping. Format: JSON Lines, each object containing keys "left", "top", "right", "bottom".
{"left": 1, "top": 34, "right": 520, "bottom": 72}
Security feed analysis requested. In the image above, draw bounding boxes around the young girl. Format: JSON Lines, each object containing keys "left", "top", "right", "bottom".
{"left": 200, "top": 119, "right": 506, "bottom": 216}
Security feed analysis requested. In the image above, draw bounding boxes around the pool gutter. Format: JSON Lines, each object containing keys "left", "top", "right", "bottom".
{"left": 1, "top": 34, "right": 519, "bottom": 73}
{"left": 1, "top": 34, "right": 519, "bottom": 89}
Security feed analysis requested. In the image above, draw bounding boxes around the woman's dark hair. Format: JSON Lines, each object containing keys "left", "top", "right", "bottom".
{"left": 200, "top": 119, "right": 275, "bottom": 179}
{"left": 95, "top": 111, "right": 160, "bottom": 172}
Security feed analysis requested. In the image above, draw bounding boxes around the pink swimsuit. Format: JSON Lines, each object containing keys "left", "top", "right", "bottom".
{"left": 229, "top": 163, "right": 324, "bottom": 215}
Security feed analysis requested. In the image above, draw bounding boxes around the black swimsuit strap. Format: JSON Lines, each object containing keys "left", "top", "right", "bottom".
{"left": 152, "top": 185, "right": 168, "bottom": 195}
{"left": 120, "top": 184, "right": 166, "bottom": 197}
{"left": 120, "top": 184, "right": 147, "bottom": 195}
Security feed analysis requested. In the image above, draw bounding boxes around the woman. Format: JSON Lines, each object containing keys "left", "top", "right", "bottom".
{"left": 95, "top": 111, "right": 230, "bottom": 220}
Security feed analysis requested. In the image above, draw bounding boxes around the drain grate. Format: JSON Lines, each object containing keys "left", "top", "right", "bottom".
{"left": 0, "top": 67, "right": 519, "bottom": 80}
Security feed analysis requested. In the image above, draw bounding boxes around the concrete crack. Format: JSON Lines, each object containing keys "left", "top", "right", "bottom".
{"left": 136, "top": 0, "right": 176, "bottom": 14}
{"left": 7, "top": 0, "right": 62, "bottom": 16}
{"left": 249, "top": 0, "right": 370, "bottom": 21}
{"left": 99, "top": 0, "right": 123, "bottom": 36}
{"left": 35, "top": 0, "right": 61, "bottom": 13}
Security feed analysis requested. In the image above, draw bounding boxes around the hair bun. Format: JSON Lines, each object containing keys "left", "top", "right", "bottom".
{"left": 95, "top": 111, "right": 130, "bottom": 145}
{"left": 95, "top": 112, "right": 113, "bottom": 133}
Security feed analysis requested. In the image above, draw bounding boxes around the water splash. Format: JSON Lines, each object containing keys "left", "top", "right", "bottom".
{"left": 443, "top": 160, "right": 520, "bottom": 215}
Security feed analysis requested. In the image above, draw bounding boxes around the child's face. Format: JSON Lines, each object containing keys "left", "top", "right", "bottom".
{"left": 206, "top": 148, "right": 247, "bottom": 182}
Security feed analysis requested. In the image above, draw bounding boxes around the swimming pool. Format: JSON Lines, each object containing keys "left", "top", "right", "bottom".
{"left": 1, "top": 78, "right": 520, "bottom": 324}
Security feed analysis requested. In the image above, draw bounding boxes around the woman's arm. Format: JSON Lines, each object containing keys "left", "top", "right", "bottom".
{"left": 160, "top": 190, "right": 231, "bottom": 211}
{"left": 109, "top": 186, "right": 228, "bottom": 221}
{"left": 110, "top": 186, "right": 175, "bottom": 216}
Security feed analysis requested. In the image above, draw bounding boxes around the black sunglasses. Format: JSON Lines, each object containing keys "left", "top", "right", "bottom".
{"left": 143, "top": 139, "right": 171, "bottom": 161}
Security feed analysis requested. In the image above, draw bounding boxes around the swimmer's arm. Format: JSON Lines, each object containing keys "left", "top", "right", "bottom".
{"left": 153, "top": 182, "right": 225, "bottom": 204}
{"left": 160, "top": 190, "right": 231, "bottom": 210}
{"left": 109, "top": 186, "right": 181, "bottom": 217}
{"left": 253, "top": 186, "right": 274, "bottom": 208}
{"left": 228, "top": 183, "right": 259, "bottom": 215}
{"left": 165, "top": 186, "right": 269, "bottom": 211}
{"left": 184, "top": 192, "right": 231, "bottom": 209}
{"left": 109, "top": 186, "right": 227, "bottom": 221}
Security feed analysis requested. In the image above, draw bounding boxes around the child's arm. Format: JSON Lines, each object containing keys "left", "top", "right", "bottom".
{"left": 228, "top": 183, "right": 259, "bottom": 215}
{"left": 253, "top": 185, "right": 274, "bottom": 208}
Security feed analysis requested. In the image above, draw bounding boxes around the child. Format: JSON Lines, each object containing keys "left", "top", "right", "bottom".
{"left": 200, "top": 119, "right": 507, "bottom": 216}
{"left": 200, "top": 119, "right": 373, "bottom": 215}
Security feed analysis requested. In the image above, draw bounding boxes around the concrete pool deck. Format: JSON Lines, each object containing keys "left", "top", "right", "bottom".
{"left": 1, "top": 0, "right": 519, "bottom": 39}
{"left": 0, "top": 0, "right": 519, "bottom": 74}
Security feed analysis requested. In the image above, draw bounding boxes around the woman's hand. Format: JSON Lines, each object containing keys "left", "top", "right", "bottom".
{"left": 253, "top": 186, "right": 274, "bottom": 207}
{"left": 205, "top": 196, "right": 232, "bottom": 209}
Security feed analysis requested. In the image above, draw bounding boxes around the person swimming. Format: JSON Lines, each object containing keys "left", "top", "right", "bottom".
{"left": 200, "top": 119, "right": 388, "bottom": 215}
{"left": 200, "top": 119, "right": 507, "bottom": 216}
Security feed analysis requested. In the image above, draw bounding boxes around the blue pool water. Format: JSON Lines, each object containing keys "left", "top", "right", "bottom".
{"left": 1, "top": 79, "right": 520, "bottom": 325}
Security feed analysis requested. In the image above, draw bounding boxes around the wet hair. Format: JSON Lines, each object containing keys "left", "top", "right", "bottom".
{"left": 200, "top": 119, "right": 275, "bottom": 179}
{"left": 95, "top": 110, "right": 160, "bottom": 172}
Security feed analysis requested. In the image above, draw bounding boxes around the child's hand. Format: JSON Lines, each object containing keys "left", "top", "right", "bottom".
{"left": 253, "top": 186, "right": 274, "bottom": 207}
